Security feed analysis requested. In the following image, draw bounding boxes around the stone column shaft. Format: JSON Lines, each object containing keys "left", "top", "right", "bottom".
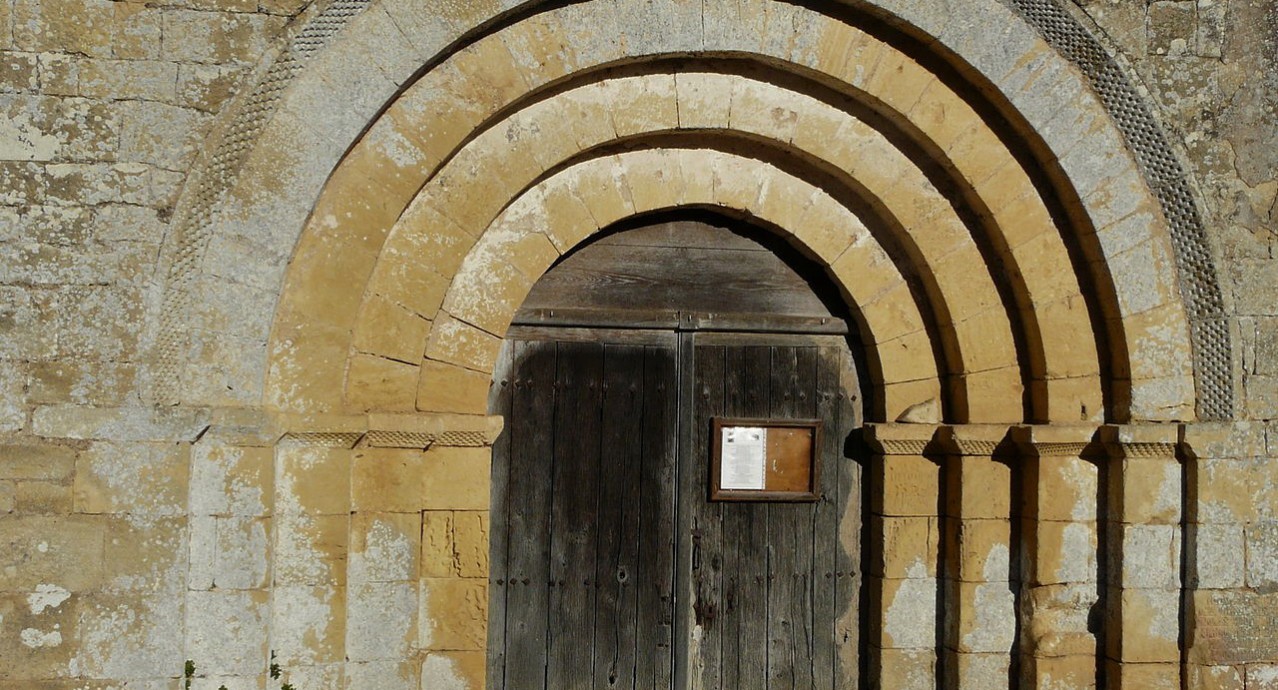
{"left": 939, "top": 425, "right": 1016, "bottom": 689}
{"left": 1013, "top": 425, "right": 1102, "bottom": 690}
{"left": 864, "top": 424, "right": 942, "bottom": 690}
{"left": 1101, "top": 425, "right": 1182, "bottom": 690}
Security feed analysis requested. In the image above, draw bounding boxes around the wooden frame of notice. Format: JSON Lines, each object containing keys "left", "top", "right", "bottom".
{"left": 710, "top": 417, "right": 822, "bottom": 502}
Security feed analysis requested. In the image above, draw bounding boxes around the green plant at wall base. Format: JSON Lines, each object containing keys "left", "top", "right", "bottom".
{"left": 183, "top": 654, "right": 290, "bottom": 689}
{"left": 184, "top": 661, "right": 228, "bottom": 689}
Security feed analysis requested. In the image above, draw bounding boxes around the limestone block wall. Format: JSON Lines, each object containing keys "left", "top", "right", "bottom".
{"left": 0, "top": 0, "right": 1275, "bottom": 689}
{"left": 1072, "top": 0, "right": 1278, "bottom": 420}
{"left": 0, "top": 0, "right": 312, "bottom": 684}
{"left": 0, "top": 0, "right": 299, "bottom": 415}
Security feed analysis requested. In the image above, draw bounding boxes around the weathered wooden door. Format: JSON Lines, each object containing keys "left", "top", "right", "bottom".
{"left": 486, "top": 216, "right": 863, "bottom": 689}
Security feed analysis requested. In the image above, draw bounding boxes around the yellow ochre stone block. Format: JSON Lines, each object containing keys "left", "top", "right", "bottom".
{"left": 422, "top": 576, "right": 488, "bottom": 651}
{"left": 352, "top": 293, "right": 431, "bottom": 365}
{"left": 417, "top": 360, "right": 491, "bottom": 415}
{"left": 872, "top": 454, "right": 942, "bottom": 517}
{"left": 345, "top": 354, "right": 419, "bottom": 413}
{"left": 872, "top": 515, "right": 939, "bottom": 578}
{"left": 425, "top": 313, "right": 503, "bottom": 374}
{"left": 352, "top": 447, "right": 490, "bottom": 513}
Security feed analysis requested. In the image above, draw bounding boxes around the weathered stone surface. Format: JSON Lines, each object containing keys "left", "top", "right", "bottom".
{"left": 200, "top": 515, "right": 270, "bottom": 590}
{"left": 0, "top": 443, "right": 74, "bottom": 480}
{"left": 0, "top": 515, "right": 105, "bottom": 591}
{"left": 101, "top": 515, "right": 186, "bottom": 594}
{"left": 0, "top": 94, "right": 118, "bottom": 162}
{"left": 1190, "top": 522, "right": 1246, "bottom": 589}
{"left": 189, "top": 444, "right": 272, "bottom": 516}
{"left": 176, "top": 62, "right": 248, "bottom": 112}
{"left": 13, "top": 0, "right": 114, "bottom": 57}
{"left": 27, "top": 360, "right": 138, "bottom": 406}
{"left": 184, "top": 589, "right": 270, "bottom": 676}
{"left": 76, "top": 59, "right": 177, "bottom": 102}
{"left": 349, "top": 511, "right": 420, "bottom": 584}
{"left": 73, "top": 442, "right": 189, "bottom": 516}
{"left": 271, "top": 585, "right": 345, "bottom": 666}
{"left": 1245, "top": 521, "right": 1278, "bottom": 589}
{"left": 1147, "top": 1, "right": 1197, "bottom": 56}
{"left": 33, "top": 405, "right": 208, "bottom": 442}
{"left": 1187, "top": 663, "right": 1245, "bottom": 690}
{"left": 344, "top": 660, "right": 419, "bottom": 690}
{"left": 117, "top": 100, "right": 209, "bottom": 170}
{"left": 273, "top": 511, "right": 347, "bottom": 587}
{"left": 346, "top": 581, "right": 416, "bottom": 661}
{"left": 0, "top": 53, "right": 37, "bottom": 93}
{"left": 1190, "top": 590, "right": 1278, "bottom": 665}
{"left": 160, "top": 10, "right": 284, "bottom": 65}
{"left": 0, "top": 0, "right": 1272, "bottom": 686}
{"left": 0, "top": 588, "right": 79, "bottom": 680}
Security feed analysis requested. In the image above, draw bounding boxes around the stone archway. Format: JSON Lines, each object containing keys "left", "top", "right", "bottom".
{"left": 156, "top": 1, "right": 1219, "bottom": 688}
{"left": 153, "top": 0, "right": 1221, "bottom": 421}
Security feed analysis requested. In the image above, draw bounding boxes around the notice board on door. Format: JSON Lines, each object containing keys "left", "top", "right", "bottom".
{"left": 710, "top": 418, "right": 821, "bottom": 501}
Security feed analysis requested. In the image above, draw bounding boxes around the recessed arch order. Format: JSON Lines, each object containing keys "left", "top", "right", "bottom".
{"left": 246, "top": 0, "right": 1195, "bottom": 426}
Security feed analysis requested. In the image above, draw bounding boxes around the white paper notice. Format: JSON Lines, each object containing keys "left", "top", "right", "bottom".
{"left": 720, "top": 426, "right": 767, "bottom": 490}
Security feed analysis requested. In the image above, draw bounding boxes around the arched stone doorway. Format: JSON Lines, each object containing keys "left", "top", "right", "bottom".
{"left": 486, "top": 214, "right": 865, "bottom": 688}
{"left": 147, "top": 1, "right": 1226, "bottom": 688}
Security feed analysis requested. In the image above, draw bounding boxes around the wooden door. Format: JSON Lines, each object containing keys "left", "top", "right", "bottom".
{"left": 487, "top": 214, "right": 862, "bottom": 688}
{"left": 488, "top": 329, "right": 862, "bottom": 690}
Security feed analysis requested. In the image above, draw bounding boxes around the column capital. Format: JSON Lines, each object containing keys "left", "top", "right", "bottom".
{"left": 1010, "top": 424, "right": 1101, "bottom": 457}
{"left": 1098, "top": 424, "right": 1179, "bottom": 460}
{"left": 935, "top": 424, "right": 1015, "bottom": 457}
{"left": 863, "top": 423, "right": 940, "bottom": 456}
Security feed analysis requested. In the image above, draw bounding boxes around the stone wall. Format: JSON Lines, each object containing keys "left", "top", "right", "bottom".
{"left": 0, "top": 0, "right": 300, "bottom": 685}
{"left": 1073, "top": 0, "right": 1278, "bottom": 419}
{"left": 0, "top": 0, "right": 301, "bottom": 412}
{"left": 1073, "top": 2, "right": 1278, "bottom": 686}
{"left": 0, "top": 1, "right": 1275, "bottom": 688}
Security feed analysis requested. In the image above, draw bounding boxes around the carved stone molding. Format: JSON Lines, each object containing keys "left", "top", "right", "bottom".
{"left": 863, "top": 423, "right": 940, "bottom": 455}
{"left": 193, "top": 410, "right": 505, "bottom": 449}
{"left": 1099, "top": 424, "right": 1180, "bottom": 460}
{"left": 1010, "top": 424, "right": 1101, "bottom": 458}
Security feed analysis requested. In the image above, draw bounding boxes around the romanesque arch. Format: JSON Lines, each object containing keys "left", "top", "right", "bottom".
{"left": 154, "top": 1, "right": 1222, "bottom": 687}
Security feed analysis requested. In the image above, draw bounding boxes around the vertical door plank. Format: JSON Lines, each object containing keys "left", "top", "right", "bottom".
{"left": 682, "top": 342, "right": 725, "bottom": 690}
{"left": 546, "top": 341, "right": 606, "bottom": 686}
{"left": 594, "top": 345, "right": 646, "bottom": 688}
{"left": 637, "top": 344, "right": 678, "bottom": 690}
{"left": 720, "top": 344, "right": 773, "bottom": 690}
{"left": 503, "top": 342, "right": 559, "bottom": 690}
{"left": 766, "top": 346, "right": 818, "bottom": 689}
{"left": 812, "top": 344, "right": 843, "bottom": 689}
{"left": 487, "top": 342, "right": 514, "bottom": 690}
{"left": 831, "top": 346, "right": 862, "bottom": 689}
